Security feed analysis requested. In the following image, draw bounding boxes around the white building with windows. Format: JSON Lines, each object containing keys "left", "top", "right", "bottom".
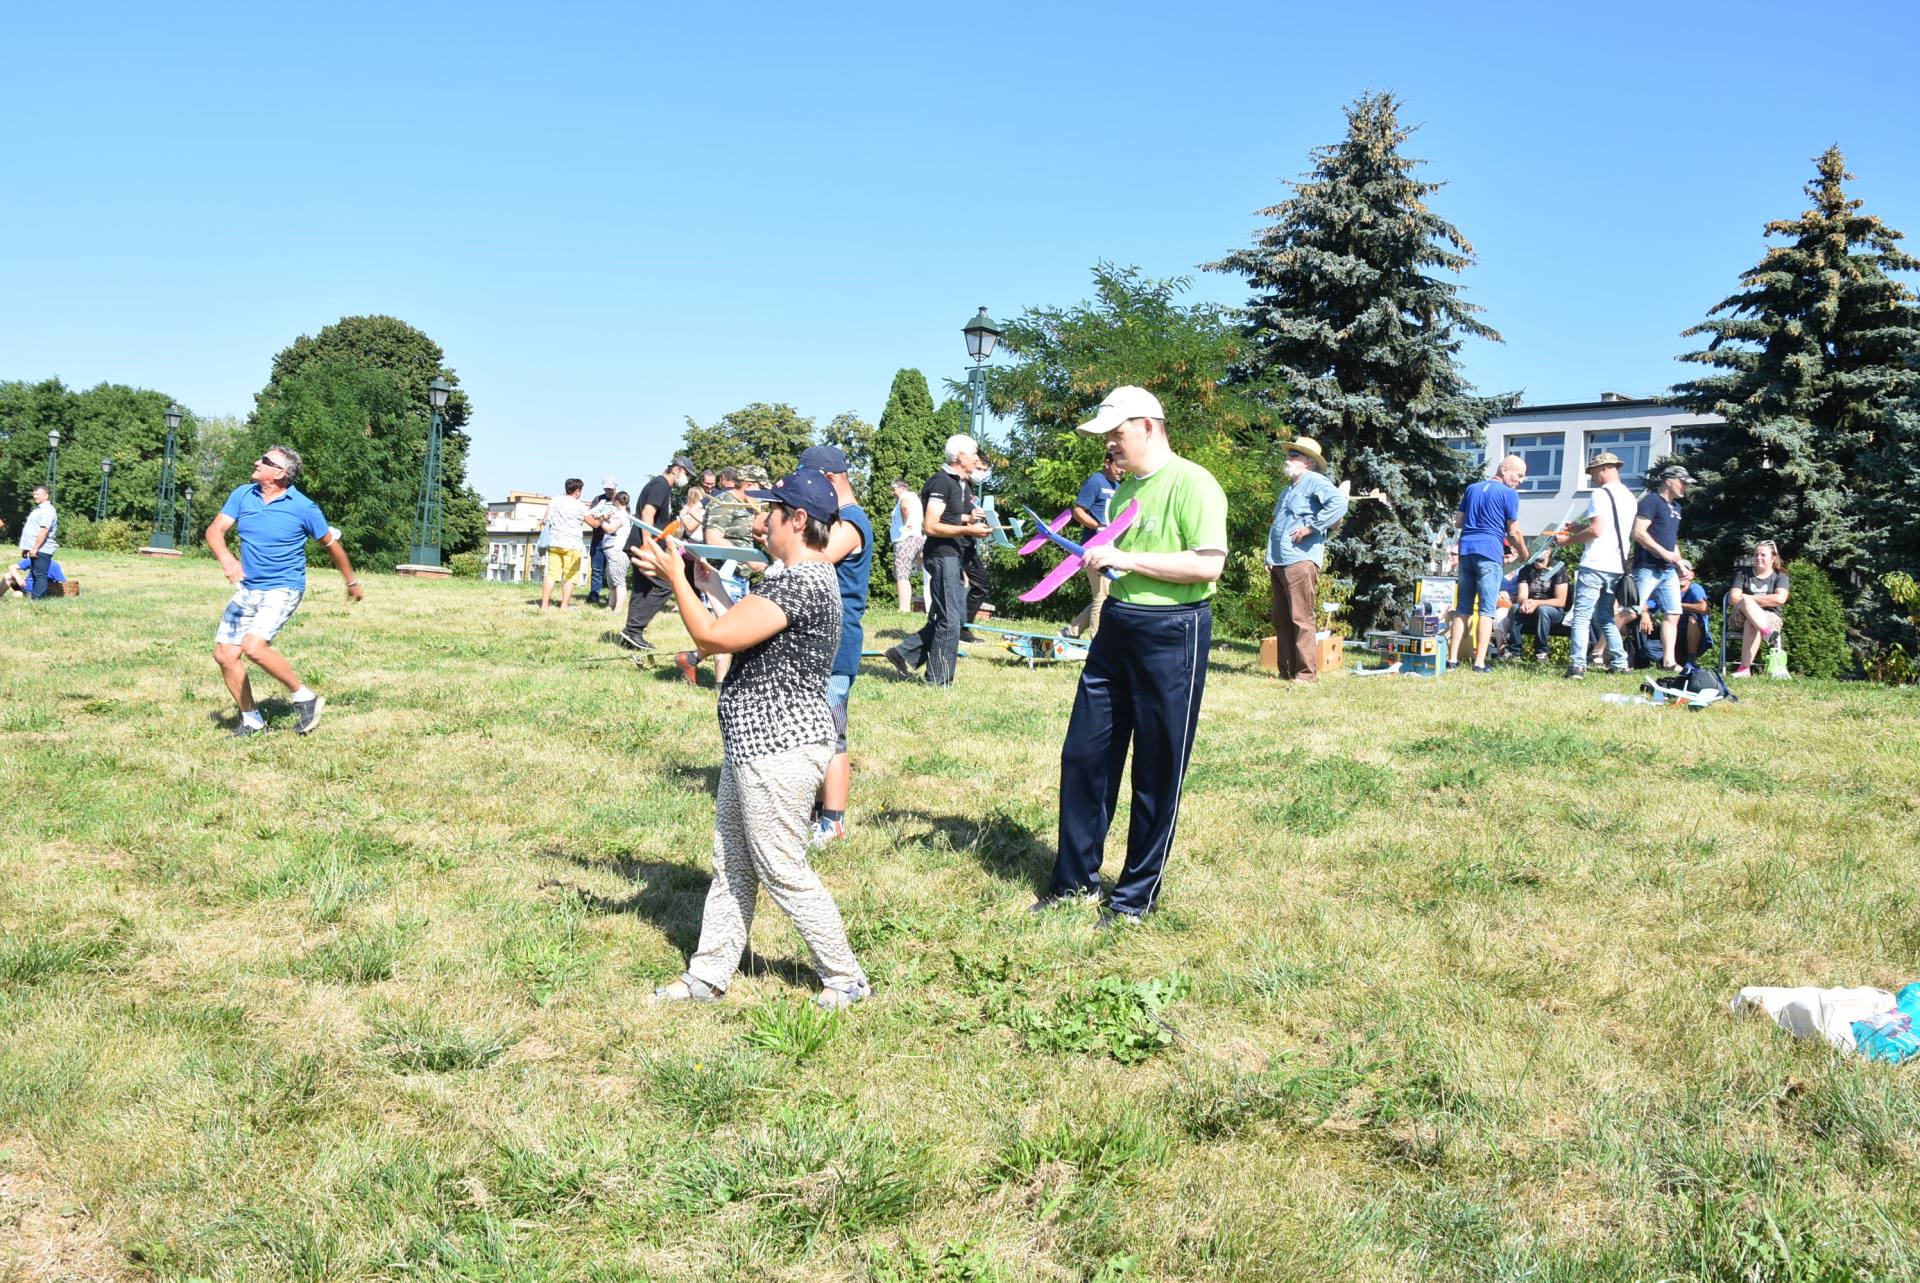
{"left": 484, "top": 491, "right": 550, "bottom": 582}
{"left": 1458, "top": 393, "right": 1724, "bottom": 532}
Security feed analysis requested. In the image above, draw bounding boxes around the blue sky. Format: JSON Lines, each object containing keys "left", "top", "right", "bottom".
{"left": 5, "top": 1, "right": 1916, "bottom": 499}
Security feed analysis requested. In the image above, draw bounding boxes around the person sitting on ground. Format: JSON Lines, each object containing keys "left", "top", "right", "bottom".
{"left": 3, "top": 555, "right": 65, "bottom": 599}
{"left": 1729, "top": 540, "right": 1790, "bottom": 677}
{"left": 1506, "top": 545, "right": 1569, "bottom": 662}
{"left": 632, "top": 467, "right": 870, "bottom": 1010}
{"left": 1674, "top": 564, "right": 1713, "bottom": 666}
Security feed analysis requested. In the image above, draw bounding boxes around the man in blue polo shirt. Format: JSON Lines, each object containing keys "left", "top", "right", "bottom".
{"left": 207, "top": 445, "right": 364, "bottom": 737}
{"left": 1450, "top": 453, "right": 1530, "bottom": 672}
{"left": 797, "top": 445, "right": 872, "bottom": 847}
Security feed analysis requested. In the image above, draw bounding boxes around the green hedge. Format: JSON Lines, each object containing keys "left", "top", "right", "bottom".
{"left": 1779, "top": 559, "right": 1849, "bottom": 679}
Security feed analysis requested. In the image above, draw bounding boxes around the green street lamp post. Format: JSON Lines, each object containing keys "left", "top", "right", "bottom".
{"left": 403, "top": 376, "right": 451, "bottom": 571}
{"left": 961, "top": 307, "right": 1003, "bottom": 442}
{"left": 45, "top": 429, "right": 61, "bottom": 500}
{"left": 95, "top": 458, "right": 113, "bottom": 521}
{"left": 148, "top": 403, "right": 182, "bottom": 550}
{"left": 177, "top": 486, "right": 195, "bottom": 548}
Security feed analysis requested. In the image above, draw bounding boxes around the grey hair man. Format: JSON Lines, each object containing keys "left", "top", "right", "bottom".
{"left": 884, "top": 434, "right": 989, "bottom": 686}
{"left": 207, "top": 446, "right": 363, "bottom": 736}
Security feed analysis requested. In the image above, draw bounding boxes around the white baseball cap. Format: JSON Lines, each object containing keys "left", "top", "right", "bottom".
{"left": 601, "top": 474, "right": 618, "bottom": 489}
{"left": 1076, "top": 385, "right": 1165, "bottom": 435}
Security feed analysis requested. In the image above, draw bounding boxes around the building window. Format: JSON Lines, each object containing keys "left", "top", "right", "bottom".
{"left": 1445, "top": 437, "right": 1484, "bottom": 471}
{"left": 1508, "top": 433, "right": 1564, "bottom": 493}
{"left": 1669, "top": 424, "right": 1714, "bottom": 460}
{"left": 1585, "top": 428, "right": 1651, "bottom": 490}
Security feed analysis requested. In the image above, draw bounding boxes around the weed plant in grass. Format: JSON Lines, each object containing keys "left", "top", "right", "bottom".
{"left": 5, "top": 553, "right": 1920, "bottom": 1279}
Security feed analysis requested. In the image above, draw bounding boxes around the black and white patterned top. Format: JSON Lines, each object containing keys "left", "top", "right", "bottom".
{"left": 718, "top": 561, "right": 842, "bottom": 764}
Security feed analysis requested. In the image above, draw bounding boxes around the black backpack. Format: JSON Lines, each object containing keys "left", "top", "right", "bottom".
{"left": 1648, "top": 663, "right": 1738, "bottom": 704}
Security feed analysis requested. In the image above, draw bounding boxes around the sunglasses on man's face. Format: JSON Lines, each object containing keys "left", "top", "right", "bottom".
{"left": 257, "top": 456, "right": 286, "bottom": 470}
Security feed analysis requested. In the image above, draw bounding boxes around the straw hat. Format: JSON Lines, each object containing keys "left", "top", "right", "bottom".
{"left": 1285, "top": 437, "right": 1328, "bottom": 472}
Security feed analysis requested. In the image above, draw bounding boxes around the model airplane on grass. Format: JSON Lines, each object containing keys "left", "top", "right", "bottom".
{"left": 633, "top": 520, "right": 771, "bottom": 565}
{"left": 1017, "top": 500, "right": 1140, "bottom": 603}
{"left": 967, "top": 623, "right": 1091, "bottom": 668}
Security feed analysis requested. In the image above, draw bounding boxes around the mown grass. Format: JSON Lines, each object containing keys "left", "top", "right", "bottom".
{"left": 3, "top": 551, "right": 1920, "bottom": 1280}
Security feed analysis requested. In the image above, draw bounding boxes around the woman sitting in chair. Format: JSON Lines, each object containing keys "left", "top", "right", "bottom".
{"left": 1729, "top": 540, "right": 1789, "bottom": 677}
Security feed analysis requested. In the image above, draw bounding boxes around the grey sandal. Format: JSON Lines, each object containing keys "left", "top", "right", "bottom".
{"left": 652, "top": 974, "right": 724, "bottom": 1003}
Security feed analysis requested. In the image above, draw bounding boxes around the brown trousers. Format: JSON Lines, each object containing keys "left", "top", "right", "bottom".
{"left": 1269, "top": 561, "right": 1320, "bottom": 680}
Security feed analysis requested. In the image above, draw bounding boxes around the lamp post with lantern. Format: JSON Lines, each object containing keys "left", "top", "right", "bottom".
{"left": 95, "top": 458, "right": 112, "bottom": 522}
{"left": 960, "top": 307, "right": 1003, "bottom": 444}
{"left": 178, "top": 487, "right": 195, "bottom": 548}
{"left": 398, "top": 376, "right": 452, "bottom": 575}
{"left": 45, "top": 429, "right": 61, "bottom": 500}
{"left": 145, "top": 403, "right": 183, "bottom": 552}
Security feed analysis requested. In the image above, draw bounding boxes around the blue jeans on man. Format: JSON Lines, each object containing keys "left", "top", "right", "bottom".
{"left": 587, "top": 542, "right": 608, "bottom": 603}
{"left": 893, "top": 555, "right": 968, "bottom": 686}
{"left": 1567, "top": 567, "right": 1626, "bottom": 671}
{"left": 27, "top": 552, "right": 53, "bottom": 600}
{"left": 1509, "top": 603, "right": 1566, "bottom": 658}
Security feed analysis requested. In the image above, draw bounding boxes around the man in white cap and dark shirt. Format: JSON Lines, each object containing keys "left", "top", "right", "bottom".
{"left": 1265, "top": 437, "right": 1347, "bottom": 683}
{"left": 584, "top": 474, "right": 619, "bottom": 606}
{"left": 1033, "top": 386, "right": 1229, "bottom": 928}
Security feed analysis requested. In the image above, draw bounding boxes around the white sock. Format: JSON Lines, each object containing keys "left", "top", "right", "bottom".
{"left": 241, "top": 709, "right": 265, "bottom": 729}
{"left": 291, "top": 686, "right": 316, "bottom": 703}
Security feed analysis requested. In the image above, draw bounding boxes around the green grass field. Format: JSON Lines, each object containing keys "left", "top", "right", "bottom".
{"left": 4, "top": 552, "right": 1920, "bottom": 1282}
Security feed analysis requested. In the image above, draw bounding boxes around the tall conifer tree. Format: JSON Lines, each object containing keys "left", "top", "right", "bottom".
{"left": 864, "top": 369, "right": 945, "bottom": 569}
{"left": 1209, "top": 91, "right": 1511, "bottom": 631}
{"left": 1675, "top": 146, "right": 1920, "bottom": 608}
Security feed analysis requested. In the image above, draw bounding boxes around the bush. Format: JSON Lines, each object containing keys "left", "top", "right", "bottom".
{"left": 448, "top": 551, "right": 483, "bottom": 578}
{"left": 1779, "top": 559, "right": 1849, "bottom": 679}
{"left": 59, "top": 516, "right": 141, "bottom": 554}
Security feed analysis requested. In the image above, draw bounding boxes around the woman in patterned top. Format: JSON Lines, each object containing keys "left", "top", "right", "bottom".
{"left": 630, "top": 467, "right": 871, "bottom": 1010}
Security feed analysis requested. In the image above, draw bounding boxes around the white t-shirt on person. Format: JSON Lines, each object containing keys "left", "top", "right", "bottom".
{"left": 545, "top": 494, "right": 590, "bottom": 551}
{"left": 1579, "top": 481, "right": 1637, "bottom": 575}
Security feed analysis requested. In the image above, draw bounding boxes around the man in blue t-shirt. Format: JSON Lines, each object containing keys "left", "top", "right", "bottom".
{"left": 1451, "top": 454, "right": 1531, "bottom": 671}
{"left": 796, "top": 446, "right": 872, "bottom": 846}
{"left": 207, "top": 445, "right": 364, "bottom": 737}
{"left": 1063, "top": 448, "right": 1126, "bottom": 639}
{"left": 1631, "top": 466, "right": 1692, "bottom": 671}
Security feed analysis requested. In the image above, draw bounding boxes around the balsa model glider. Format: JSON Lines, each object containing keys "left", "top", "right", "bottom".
{"left": 1017, "top": 499, "right": 1139, "bottom": 604}
{"left": 967, "top": 623, "right": 1091, "bottom": 669}
{"left": 633, "top": 520, "right": 772, "bottom": 565}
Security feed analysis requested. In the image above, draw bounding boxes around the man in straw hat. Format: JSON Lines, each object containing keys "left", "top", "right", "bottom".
{"left": 1265, "top": 436, "right": 1347, "bottom": 684}
{"left": 1032, "top": 386, "right": 1228, "bottom": 929}
{"left": 1552, "top": 449, "right": 1638, "bottom": 679}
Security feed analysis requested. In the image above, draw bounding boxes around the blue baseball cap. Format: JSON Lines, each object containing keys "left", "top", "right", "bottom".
{"left": 747, "top": 467, "right": 841, "bottom": 525}
{"left": 797, "top": 444, "right": 849, "bottom": 474}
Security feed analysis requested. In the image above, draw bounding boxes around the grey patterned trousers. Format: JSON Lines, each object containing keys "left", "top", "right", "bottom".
{"left": 686, "top": 742, "right": 867, "bottom": 994}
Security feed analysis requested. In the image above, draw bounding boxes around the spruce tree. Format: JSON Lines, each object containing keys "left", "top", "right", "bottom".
{"left": 1675, "top": 146, "right": 1920, "bottom": 606}
{"left": 864, "top": 369, "right": 946, "bottom": 569}
{"left": 1208, "top": 91, "right": 1511, "bottom": 632}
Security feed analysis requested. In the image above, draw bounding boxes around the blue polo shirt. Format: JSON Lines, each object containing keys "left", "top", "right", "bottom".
{"left": 1075, "top": 470, "right": 1118, "bottom": 526}
{"left": 220, "top": 484, "right": 330, "bottom": 591}
{"left": 1458, "top": 478, "right": 1518, "bottom": 561}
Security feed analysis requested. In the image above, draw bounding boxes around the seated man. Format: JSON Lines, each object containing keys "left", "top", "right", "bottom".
{"left": 1506, "top": 546, "right": 1568, "bottom": 662}
{"left": 1674, "top": 565, "right": 1713, "bottom": 666}
{"left": 2, "top": 556, "right": 64, "bottom": 599}
{"left": 1616, "top": 566, "right": 1714, "bottom": 669}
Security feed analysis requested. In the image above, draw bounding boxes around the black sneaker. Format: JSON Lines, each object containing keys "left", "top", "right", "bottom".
{"left": 1472, "top": 663, "right": 1493, "bottom": 674}
{"left": 1095, "top": 908, "right": 1145, "bottom": 931}
{"left": 882, "top": 646, "right": 911, "bottom": 679}
{"left": 1606, "top": 664, "right": 1630, "bottom": 675}
{"left": 618, "top": 631, "right": 655, "bottom": 652}
{"left": 1564, "top": 667, "right": 1586, "bottom": 681}
{"left": 960, "top": 630, "right": 981, "bottom": 643}
{"left": 293, "top": 695, "right": 325, "bottom": 735}
{"left": 1028, "top": 889, "right": 1095, "bottom": 914}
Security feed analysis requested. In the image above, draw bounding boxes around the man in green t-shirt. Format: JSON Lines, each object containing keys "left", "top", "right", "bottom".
{"left": 1032, "top": 386, "right": 1228, "bottom": 927}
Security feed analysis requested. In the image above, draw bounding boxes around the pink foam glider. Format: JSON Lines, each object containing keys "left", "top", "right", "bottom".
{"left": 1017, "top": 509, "right": 1073, "bottom": 555}
{"left": 1018, "top": 500, "right": 1140, "bottom": 604}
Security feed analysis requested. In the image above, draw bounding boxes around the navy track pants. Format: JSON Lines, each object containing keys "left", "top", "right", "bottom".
{"left": 1049, "top": 598, "right": 1210, "bottom": 915}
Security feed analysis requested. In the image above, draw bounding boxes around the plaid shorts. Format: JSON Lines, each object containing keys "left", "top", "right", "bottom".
{"left": 215, "top": 586, "right": 304, "bottom": 646}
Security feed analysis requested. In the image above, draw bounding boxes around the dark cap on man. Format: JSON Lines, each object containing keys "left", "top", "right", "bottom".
{"left": 746, "top": 467, "right": 841, "bottom": 524}
{"left": 670, "top": 456, "right": 696, "bottom": 475}
{"left": 797, "top": 444, "right": 849, "bottom": 474}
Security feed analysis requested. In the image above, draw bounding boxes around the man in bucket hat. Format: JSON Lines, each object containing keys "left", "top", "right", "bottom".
{"left": 1265, "top": 436, "right": 1346, "bottom": 684}
{"left": 1032, "top": 386, "right": 1229, "bottom": 929}
{"left": 1553, "top": 450, "right": 1637, "bottom": 679}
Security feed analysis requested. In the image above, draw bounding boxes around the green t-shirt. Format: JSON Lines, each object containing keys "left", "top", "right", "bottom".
{"left": 1109, "top": 455, "right": 1230, "bottom": 606}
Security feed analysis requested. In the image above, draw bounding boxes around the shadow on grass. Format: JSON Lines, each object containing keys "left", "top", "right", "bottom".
{"left": 872, "top": 807, "right": 1053, "bottom": 891}
{"left": 538, "top": 849, "right": 816, "bottom": 989}
{"left": 669, "top": 763, "right": 721, "bottom": 794}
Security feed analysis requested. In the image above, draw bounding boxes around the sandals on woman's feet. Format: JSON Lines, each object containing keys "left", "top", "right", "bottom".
{"left": 652, "top": 974, "right": 723, "bottom": 1003}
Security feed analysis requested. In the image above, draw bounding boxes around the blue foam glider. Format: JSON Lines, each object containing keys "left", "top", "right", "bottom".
{"left": 634, "top": 520, "right": 771, "bottom": 565}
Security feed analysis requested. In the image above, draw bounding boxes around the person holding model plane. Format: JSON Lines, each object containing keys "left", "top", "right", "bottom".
{"left": 1033, "top": 386, "right": 1228, "bottom": 929}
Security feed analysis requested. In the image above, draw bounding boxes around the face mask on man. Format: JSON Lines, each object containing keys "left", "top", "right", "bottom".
{"left": 970, "top": 468, "right": 991, "bottom": 485}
